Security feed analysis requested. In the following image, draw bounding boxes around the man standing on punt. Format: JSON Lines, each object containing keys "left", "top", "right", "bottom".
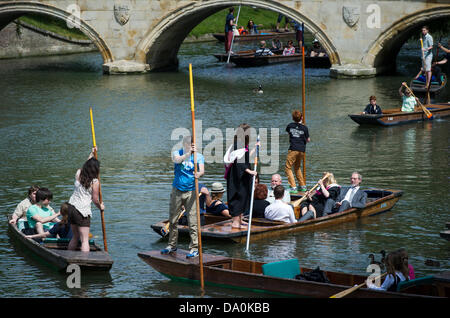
{"left": 161, "top": 135, "right": 204, "bottom": 259}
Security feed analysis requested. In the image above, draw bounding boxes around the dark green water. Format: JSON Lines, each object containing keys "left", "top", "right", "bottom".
{"left": 0, "top": 41, "right": 448, "bottom": 297}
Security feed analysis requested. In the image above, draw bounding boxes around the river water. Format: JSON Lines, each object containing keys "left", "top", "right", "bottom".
{"left": 0, "top": 41, "right": 448, "bottom": 298}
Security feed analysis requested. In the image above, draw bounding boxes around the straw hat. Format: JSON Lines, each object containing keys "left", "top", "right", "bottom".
{"left": 210, "top": 182, "right": 225, "bottom": 193}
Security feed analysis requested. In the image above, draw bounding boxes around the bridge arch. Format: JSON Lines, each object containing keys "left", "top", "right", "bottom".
{"left": 0, "top": 1, "right": 113, "bottom": 63}
{"left": 363, "top": 6, "right": 450, "bottom": 75}
{"left": 135, "top": 0, "right": 340, "bottom": 71}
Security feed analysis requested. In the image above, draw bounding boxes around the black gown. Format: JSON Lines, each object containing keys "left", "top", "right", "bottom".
{"left": 226, "top": 145, "right": 251, "bottom": 217}
{"left": 301, "top": 186, "right": 340, "bottom": 218}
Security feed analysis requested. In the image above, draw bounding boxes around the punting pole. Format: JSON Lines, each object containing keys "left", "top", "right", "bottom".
{"left": 301, "top": 22, "right": 306, "bottom": 183}
{"left": 245, "top": 135, "right": 260, "bottom": 251}
{"left": 188, "top": 63, "right": 205, "bottom": 292}
{"left": 226, "top": 5, "right": 241, "bottom": 64}
{"left": 89, "top": 107, "right": 108, "bottom": 252}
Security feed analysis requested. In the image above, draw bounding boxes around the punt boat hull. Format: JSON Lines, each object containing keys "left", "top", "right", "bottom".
{"left": 151, "top": 189, "right": 402, "bottom": 243}
{"left": 349, "top": 103, "right": 450, "bottom": 126}
{"left": 229, "top": 53, "right": 331, "bottom": 68}
{"left": 212, "top": 31, "right": 296, "bottom": 43}
{"left": 138, "top": 249, "right": 448, "bottom": 298}
{"left": 8, "top": 217, "right": 113, "bottom": 271}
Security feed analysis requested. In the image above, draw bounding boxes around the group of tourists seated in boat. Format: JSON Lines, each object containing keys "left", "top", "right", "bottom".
{"left": 255, "top": 41, "right": 275, "bottom": 56}
{"left": 308, "top": 39, "right": 327, "bottom": 57}
{"left": 9, "top": 185, "right": 73, "bottom": 241}
{"left": 255, "top": 39, "right": 291, "bottom": 56}
{"left": 194, "top": 171, "right": 367, "bottom": 225}
{"left": 237, "top": 19, "right": 262, "bottom": 35}
{"left": 362, "top": 81, "right": 424, "bottom": 115}
{"left": 10, "top": 147, "right": 104, "bottom": 252}
{"left": 297, "top": 171, "right": 367, "bottom": 221}
{"left": 414, "top": 64, "right": 443, "bottom": 85}
{"left": 254, "top": 38, "right": 327, "bottom": 57}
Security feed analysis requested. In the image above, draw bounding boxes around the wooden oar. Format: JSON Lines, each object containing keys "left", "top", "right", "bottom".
{"left": 189, "top": 63, "right": 205, "bottom": 293}
{"left": 161, "top": 208, "right": 185, "bottom": 237}
{"left": 160, "top": 192, "right": 202, "bottom": 237}
{"left": 292, "top": 173, "right": 330, "bottom": 207}
{"left": 89, "top": 107, "right": 108, "bottom": 252}
{"left": 330, "top": 272, "right": 387, "bottom": 298}
{"left": 226, "top": 5, "right": 241, "bottom": 64}
{"left": 403, "top": 82, "right": 432, "bottom": 118}
{"left": 245, "top": 135, "right": 260, "bottom": 252}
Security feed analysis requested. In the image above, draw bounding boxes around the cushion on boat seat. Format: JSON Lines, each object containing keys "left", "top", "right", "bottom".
{"left": 412, "top": 80, "right": 440, "bottom": 85}
{"left": 262, "top": 258, "right": 300, "bottom": 279}
{"left": 396, "top": 275, "right": 434, "bottom": 292}
{"left": 43, "top": 238, "right": 95, "bottom": 244}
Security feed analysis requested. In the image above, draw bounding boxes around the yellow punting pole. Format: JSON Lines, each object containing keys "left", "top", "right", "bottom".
{"left": 89, "top": 107, "right": 108, "bottom": 252}
{"left": 188, "top": 64, "right": 205, "bottom": 292}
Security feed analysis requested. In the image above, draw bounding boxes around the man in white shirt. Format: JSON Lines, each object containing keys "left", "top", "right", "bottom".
{"left": 264, "top": 185, "right": 297, "bottom": 223}
{"left": 255, "top": 41, "right": 274, "bottom": 56}
{"left": 267, "top": 174, "right": 291, "bottom": 204}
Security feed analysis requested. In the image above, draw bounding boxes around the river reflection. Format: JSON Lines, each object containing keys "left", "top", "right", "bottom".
{"left": 0, "top": 41, "right": 448, "bottom": 298}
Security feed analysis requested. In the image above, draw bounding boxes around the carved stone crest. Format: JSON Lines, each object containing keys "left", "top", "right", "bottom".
{"left": 114, "top": 4, "right": 130, "bottom": 26}
{"left": 342, "top": 6, "right": 360, "bottom": 27}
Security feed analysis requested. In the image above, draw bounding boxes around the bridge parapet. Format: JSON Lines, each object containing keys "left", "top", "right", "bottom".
{"left": 0, "top": 0, "right": 449, "bottom": 77}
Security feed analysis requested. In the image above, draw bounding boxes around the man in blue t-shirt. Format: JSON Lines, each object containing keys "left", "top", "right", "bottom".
{"left": 161, "top": 135, "right": 205, "bottom": 259}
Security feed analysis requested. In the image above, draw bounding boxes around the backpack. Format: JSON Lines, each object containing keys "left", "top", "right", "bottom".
{"left": 295, "top": 266, "right": 330, "bottom": 283}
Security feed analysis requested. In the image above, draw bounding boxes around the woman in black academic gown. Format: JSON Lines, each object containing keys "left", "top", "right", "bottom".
{"left": 224, "top": 123, "right": 259, "bottom": 229}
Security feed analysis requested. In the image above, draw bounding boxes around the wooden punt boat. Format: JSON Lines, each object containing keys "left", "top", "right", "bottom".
{"left": 229, "top": 53, "right": 331, "bottom": 68}
{"left": 7, "top": 217, "right": 113, "bottom": 271}
{"left": 137, "top": 249, "right": 449, "bottom": 298}
{"left": 348, "top": 103, "right": 450, "bottom": 126}
{"left": 150, "top": 188, "right": 402, "bottom": 243}
{"left": 410, "top": 74, "right": 447, "bottom": 95}
{"left": 213, "top": 48, "right": 283, "bottom": 62}
{"left": 212, "top": 30, "right": 296, "bottom": 43}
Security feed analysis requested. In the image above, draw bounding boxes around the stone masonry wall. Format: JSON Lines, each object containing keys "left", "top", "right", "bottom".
{"left": 0, "top": 22, "right": 97, "bottom": 59}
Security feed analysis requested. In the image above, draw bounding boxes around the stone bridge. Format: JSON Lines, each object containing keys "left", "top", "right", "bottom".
{"left": 0, "top": 0, "right": 449, "bottom": 77}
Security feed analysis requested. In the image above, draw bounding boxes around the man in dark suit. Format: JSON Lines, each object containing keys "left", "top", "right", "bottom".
{"left": 323, "top": 172, "right": 367, "bottom": 215}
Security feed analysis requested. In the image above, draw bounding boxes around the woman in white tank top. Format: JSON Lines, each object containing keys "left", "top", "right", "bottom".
{"left": 68, "top": 148, "right": 105, "bottom": 252}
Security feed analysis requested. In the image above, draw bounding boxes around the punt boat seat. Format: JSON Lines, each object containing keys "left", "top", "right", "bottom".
{"left": 396, "top": 275, "right": 435, "bottom": 292}
{"left": 262, "top": 258, "right": 300, "bottom": 279}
